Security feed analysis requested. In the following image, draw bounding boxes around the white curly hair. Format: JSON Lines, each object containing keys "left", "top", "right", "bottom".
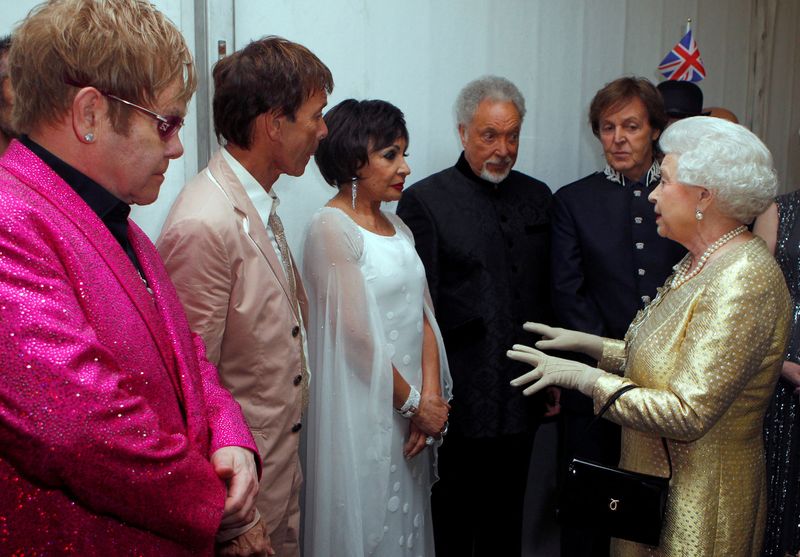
{"left": 659, "top": 116, "right": 777, "bottom": 224}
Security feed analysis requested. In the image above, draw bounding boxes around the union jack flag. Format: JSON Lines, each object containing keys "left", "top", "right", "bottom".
{"left": 658, "top": 29, "right": 706, "bottom": 82}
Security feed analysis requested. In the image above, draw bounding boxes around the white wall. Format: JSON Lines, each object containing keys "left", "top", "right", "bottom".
{"left": 1, "top": 0, "right": 799, "bottom": 255}
{"left": 0, "top": 0, "right": 198, "bottom": 240}
{"left": 229, "top": 0, "right": 800, "bottom": 262}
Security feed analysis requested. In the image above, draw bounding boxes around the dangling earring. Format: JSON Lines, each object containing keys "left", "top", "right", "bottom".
{"left": 351, "top": 179, "right": 357, "bottom": 210}
{"left": 84, "top": 132, "right": 95, "bottom": 143}
{"left": 695, "top": 209, "right": 704, "bottom": 221}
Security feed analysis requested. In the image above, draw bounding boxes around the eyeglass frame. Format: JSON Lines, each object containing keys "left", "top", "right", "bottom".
{"left": 63, "top": 78, "right": 184, "bottom": 140}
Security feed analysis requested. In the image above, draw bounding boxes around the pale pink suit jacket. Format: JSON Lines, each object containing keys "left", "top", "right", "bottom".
{"left": 158, "top": 150, "right": 308, "bottom": 539}
{"left": 0, "top": 141, "right": 257, "bottom": 556}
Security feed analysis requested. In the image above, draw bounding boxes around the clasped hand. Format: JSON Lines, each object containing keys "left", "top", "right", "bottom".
{"left": 404, "top": 392, "right": 449, "bottom": 460}
{"left": 411, "top": 392, "right": 450, "bottom": 437}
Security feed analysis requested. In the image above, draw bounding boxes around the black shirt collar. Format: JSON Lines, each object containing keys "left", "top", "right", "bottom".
{"left": 19, "top": 135, "right": 140, "bottom": 272}
{"left": 454, "top": 151, "right": 510, "bottom": 189}
{"left": 20, "top": 135, "right": 126, "bottom": 220}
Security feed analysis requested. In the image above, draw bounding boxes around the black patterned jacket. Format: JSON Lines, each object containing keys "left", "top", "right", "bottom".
{"left": 397, "top": 153, "right": 552, "bottom": 438}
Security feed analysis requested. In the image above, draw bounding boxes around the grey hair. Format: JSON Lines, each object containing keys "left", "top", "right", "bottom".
{"left": 455, "top": 75, "right": 526, "bottom": 127}
{"left": 659, "top": 116, "right": 777, "bottom": 224}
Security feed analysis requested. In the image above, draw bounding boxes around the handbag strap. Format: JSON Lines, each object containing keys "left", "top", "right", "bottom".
{"left": 587, "top": 384, "right": 673, "bottom": 481}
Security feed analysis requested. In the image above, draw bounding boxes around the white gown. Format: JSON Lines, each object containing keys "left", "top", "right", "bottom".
{"left": 302, "top": 207, "right": 452, "bottom": 557}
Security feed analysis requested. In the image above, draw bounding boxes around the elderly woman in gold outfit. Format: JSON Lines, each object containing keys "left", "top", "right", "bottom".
{"left": 509, "top": 116, "right": 791, "bottom": 556}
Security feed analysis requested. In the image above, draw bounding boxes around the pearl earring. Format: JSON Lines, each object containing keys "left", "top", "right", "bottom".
{"left": 84, "top": 132, "right": 95, "bottom": 142}
{"left": 695, "top": 209, "right": 704, "bottom": 221}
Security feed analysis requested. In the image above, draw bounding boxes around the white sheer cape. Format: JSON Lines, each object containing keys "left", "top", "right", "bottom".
{"left": 302, "top": 207, "right": 452, "bottom": 556}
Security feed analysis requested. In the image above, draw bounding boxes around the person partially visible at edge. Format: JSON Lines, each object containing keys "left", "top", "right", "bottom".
{"left": 397, "top": 76, "right": 553, "bottom": 557}
{"left": 754, "top": 184, "right": 800, "bottom": 557}
{"left": 550, "top": 76, "right": 685, "bottom": 557}
{"left": 511, "top": 116, "right": 790, "bottom": 556}
{"left": 302, "top": 98, "right": 452, "bottom": 556}
{"left": 0, "top": 35, "right": 17, "bottom": 153}
{"left": 158, "top": 35, "right": 332, "bottom": 557}
{"left": 0, "top": 1, "right": 262, "bottom": 555}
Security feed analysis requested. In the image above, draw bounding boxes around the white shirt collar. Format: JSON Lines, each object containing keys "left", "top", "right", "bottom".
{"left": 221, "top": 147, "right": 277, "bottom": 226}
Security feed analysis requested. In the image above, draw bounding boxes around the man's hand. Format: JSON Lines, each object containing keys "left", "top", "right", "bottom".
{"left": 411, "top": 393, "right": 449, "bottom": 437}
{"left": 216, "top": 516, "right": 274, "bottom": 557}
{"left": 543, "top": 386, "right": 561, "bottom": 417}
{"left": 211, "top": 446, "right": 260, "bottom": 529}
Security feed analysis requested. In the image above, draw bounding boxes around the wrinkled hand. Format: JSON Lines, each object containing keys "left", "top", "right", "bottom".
{"left": 212, "top": 446, "right": 260, "bottom": 530}
{"left": 523, "top": 322, "right": 604, "bottom": 361}
{"left": 781, "top": 360, "right": 800, "bottom": 394}
{"left": 411, "top": 393, "right": 450, "bottom": 437}
{"left": 404, "top": 421, "right": 429, "bottom": 460}
{"left": 216, "top": 516, "right": 274, "bottom": 557}
{"left": 508, "top": 344, "right": 602, "bottom": 397}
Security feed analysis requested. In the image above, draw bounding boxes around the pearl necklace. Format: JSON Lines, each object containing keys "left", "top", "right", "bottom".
{"left": 670, "top": 225, "right": 747, "bottom": 288}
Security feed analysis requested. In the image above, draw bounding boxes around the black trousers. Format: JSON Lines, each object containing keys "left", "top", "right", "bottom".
{"left": 431, "top": 430, "right": 536, "bottom": 557}
{"left": 558, "top": 410, "right": 621, "bottom": 557}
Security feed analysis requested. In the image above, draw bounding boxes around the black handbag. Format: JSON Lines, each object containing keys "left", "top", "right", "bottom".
{"left": 558, "top": 384, "right": 671, "bottom": 547}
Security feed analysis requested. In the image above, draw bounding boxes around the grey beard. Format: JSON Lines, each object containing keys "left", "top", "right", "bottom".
{"left": 480, "top": 165, "right": 511, "bottom": 184}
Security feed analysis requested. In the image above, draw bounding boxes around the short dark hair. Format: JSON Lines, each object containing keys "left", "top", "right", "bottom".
{"left": 0, "top": 35, "right": 11, "bottom": 57}
{"left": 589, "top": 77, "right": 667, "bottom": 138}
{"left": 212, "top": 36, "right": 333, "bottom": 149}
{"left": 314, "top": 99, "right": 409, "bottom": 188}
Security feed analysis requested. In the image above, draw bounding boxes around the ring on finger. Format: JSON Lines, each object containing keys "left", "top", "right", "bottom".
{"left": 425, "top": 436, "right": 435, "bottom": 446}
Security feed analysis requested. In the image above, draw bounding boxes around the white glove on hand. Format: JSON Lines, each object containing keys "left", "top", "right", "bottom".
{"left": 508, "top": 344, "right": 603, "bottom": 397}
{"left": 524, "top": 322, "right": 604, "bottom": 362}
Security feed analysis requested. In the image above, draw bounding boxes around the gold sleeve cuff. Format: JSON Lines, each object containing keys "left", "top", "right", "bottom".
{"left": 591, "top": 373, "right": 630, "bottom": 416}
{"left": 599, "top": 338, "right": 626, "bottom": 373}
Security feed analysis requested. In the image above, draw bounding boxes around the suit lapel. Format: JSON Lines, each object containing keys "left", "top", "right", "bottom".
{"left": 128, "top": 223, "right": 188, "bottom": 412}
{"left": 207, "top": 151, "right": 300, "bottom": 320}
{"left": 1, "top": 142, "right": 185, "bottom": 408}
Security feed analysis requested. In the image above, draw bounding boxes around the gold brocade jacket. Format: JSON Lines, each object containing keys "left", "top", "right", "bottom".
{"left": 593, "top": 238, "right": 791, "bottom": 556}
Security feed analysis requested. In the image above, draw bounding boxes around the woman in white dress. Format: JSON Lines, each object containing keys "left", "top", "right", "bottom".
{"left": 302, "top": 99, "right": 452, "bottom": 557}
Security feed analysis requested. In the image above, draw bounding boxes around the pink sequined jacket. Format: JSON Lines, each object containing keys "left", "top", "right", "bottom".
{"left": 0, "top": 141, "right": 258, "bottom": 556}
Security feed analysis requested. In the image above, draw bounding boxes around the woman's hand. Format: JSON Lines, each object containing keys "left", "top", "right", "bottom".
{"left": 508, "top": 344, "right": 602, "bottom": 397}
{"left": 523, "top": 322, "right": 605, "bottom": 362}
{"left": 404, "top": 422, "right": 429, "bottom": 460}
{"left": 781, "top": 360, "right": 800, "bottom": 393}
{"left": 411, "top": 392, "right": 450, "bottom": 437}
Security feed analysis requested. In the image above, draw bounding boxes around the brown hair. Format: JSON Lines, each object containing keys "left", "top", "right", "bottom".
{"left": 212, "top": 36, "right": 333, "bottom": 149}
{"left": 589, "top": 77, "right": 667, "bottom": 138}
{"left": 9, "top": 0, "right": 196, "bottom": 135}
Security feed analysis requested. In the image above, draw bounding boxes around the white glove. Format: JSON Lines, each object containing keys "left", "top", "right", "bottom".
{"left": 508, "top": 344, "right": 603, "bottom": 397}
{"left": 524, "top": 322, "right": 604, "bottom": 362}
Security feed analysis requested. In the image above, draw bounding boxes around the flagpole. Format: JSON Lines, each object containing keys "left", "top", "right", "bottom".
{"left": 686, "top": 18, "right": 692, "bottom": 34}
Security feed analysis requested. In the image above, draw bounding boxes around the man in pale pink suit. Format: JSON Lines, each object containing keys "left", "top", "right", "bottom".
{"left": 0, "top": 1, "right": 264, "bottom": 556}
{"left": 158, "top": 37, "right": 332, "bottom": 557}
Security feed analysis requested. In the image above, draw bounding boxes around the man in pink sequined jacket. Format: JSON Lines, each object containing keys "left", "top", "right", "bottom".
{"left": 0, "top": 1, "right": 263, "bottom": 556}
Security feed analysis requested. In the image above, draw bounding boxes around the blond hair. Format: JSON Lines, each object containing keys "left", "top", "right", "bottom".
{"left": 9, "top": 0, "right": 196, "bottom": 135}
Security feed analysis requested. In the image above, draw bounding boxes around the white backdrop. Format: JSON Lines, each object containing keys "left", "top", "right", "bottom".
{"left": 1, "top": 0, "right": 798, "bottom": 255}
{"left": 226, "top": 0, "right": 800, "bottom": 263}
{"left": 0, "top": 0, "right": 199, "bottom": 240}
